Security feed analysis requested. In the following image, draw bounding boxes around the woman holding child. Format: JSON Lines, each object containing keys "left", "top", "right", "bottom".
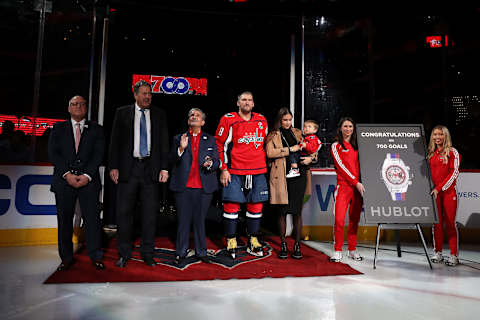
{"left": 265, "top": 107, "right": 320, "bottom": 260}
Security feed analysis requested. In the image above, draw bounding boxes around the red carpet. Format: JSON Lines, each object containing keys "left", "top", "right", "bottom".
{"left": 44, "top": 237, "right": 361, "bottom": 283}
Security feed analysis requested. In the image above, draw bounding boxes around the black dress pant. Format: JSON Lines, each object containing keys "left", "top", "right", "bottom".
{"left": 175, "top": 188, "right": 212, "bottom": 258}
{"left": 116, "top": 159, "right": 159, "bottom": 259}
{"left": 55, "top": 182, "right": 103, "bottom": 262}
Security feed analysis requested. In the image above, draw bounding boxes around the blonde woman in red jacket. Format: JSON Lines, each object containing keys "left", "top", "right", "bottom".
{"left": 428, "top": 125, "right": 461, "bottom": 266}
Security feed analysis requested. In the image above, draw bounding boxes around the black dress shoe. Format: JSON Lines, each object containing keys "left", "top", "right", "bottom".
{"left": 143, "top": 256, "right": 156, "bottom": 267}
{"left": 92, "top": 260, "right": 105, "bottom": 270}
{"left": 116, "top": 256, "right": 129, "bottom": 268}
{"left": 198, "top": 256, "right": 210, "bottom": 264}
{"left": 57, "top": 259, "right": 75, "bottom": 271}
{"left": 292, "top": 242, "right": 302, "bottom": 259}
{"left": 278, "top": 241, "right": 288, "bottom": 259}
{"left": 175, "top": 256, "right": 186, "bottom": 266}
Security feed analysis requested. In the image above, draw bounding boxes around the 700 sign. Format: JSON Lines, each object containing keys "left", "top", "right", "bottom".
{"left": 132, "top": 74, "right": 208, "bottom": 96}
{"left": 152, "top": 76, "right": 189, "bottom": 94}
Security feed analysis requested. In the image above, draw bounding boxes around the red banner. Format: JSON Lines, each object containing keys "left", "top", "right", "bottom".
{"left": 0, "top": 114, "right": 64, "bottom": 136}
{"left": 426, "top": 35, "right": 449, "bottom": 48}
{"left": 132, "top": 74, "right": 207, "bottom": 96}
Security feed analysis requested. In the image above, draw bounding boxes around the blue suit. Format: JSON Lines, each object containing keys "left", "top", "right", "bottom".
{"left": 169, "top": 132, "right": 219, "bottom": 258}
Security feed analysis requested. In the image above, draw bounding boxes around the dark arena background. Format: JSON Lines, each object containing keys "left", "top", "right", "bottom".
{"left": 1, "top": 2, "right": 480, "bottom": 319}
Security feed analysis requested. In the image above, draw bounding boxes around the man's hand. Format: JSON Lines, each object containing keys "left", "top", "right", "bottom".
{"left": 76, "top": 175, "right": 90, "bottom": 187}
{"left": 110, "top": 169, "right": 119, "bottom": 184}
{"left": 220, "top": 170, "right": 231, "bottom": 187}
{"left": 203, "top": 160, "right": 213, "bottom": 168}
{"left": 179, "top": 133, "right": 188, "bottom": 152}
{"left": 431, "top": 188, "right": 438, "bottom": 199}
{"left": 203, "top": 156, "right": 213, "bottom": 168}
{"left": 159, "top": 170, "right": 169, "bottom": 183}
{"left": 65, "top": 173, "right": 80, "bottom": 188}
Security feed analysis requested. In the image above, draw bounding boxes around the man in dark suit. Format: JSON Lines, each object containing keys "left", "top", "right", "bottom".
{"left": 169, "top": 108, "right": 220, "bottom": 264}
{"left": 108, "top": 80, "right": 169, "bottom": 267}
{"left": 48, "top": 95, "right": 105, "bottom": 271}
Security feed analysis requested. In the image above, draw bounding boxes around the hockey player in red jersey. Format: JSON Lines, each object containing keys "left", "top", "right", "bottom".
{"left": 215, "top": 91, "right": 269, "bottom": 259}
{"left": 329, "top": 117, "right": 365, "bottom": 262}
{"left": 428, "top": 125, "right": 461, "bottom": 266}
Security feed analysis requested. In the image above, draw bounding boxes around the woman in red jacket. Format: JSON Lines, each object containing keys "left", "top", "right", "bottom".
{"left": 329, "top": 117, "right": 365, "bottom": 262}
{"left": 428, "top": 125, "right": 461, "bottom": 266}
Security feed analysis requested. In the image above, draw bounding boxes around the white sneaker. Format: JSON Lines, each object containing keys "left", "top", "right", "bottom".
{"left": 286, "top": 168, "right": 300, "bottom": 178}
{"left": 330, "top": 251, "right": 343, "bottom": 262}
{"left": 430, "top": 251, "right": 444, "bottom": 263}
{"left": 348, "top": 250, "right": 363, "bottom": 261}
{"left": 445, "top": 255, "right": 459, "bottom": 266}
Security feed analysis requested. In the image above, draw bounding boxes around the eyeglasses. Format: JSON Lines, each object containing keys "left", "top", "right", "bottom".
{"left": 70, "top": 102, "right": 87, "bottom": 107}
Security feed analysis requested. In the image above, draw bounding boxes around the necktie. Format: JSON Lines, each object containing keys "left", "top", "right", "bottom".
{"left": 140, "top": 109, "right": 148, "bottom": 157}
{"left": 75, "top": 123, "right": 81, "bottom": 153}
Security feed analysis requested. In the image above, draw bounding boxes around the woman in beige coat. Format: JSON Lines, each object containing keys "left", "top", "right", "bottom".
{"left": 265, "top": 108, "right": 316, "bottom": 260}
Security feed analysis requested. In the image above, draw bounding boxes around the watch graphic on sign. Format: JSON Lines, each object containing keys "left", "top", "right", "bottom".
{"left": 380, "top": 153, "right": 412, "bottom": 201}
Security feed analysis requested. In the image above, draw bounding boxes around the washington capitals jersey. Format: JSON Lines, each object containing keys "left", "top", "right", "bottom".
{"left": 215, "top": 112, "right": 268, "bottom": 175}
{"left": 429, "top": 147, "right": 460, "bottom": 193}
{"left": 331, "top": 141, "right": 360, "bottom": 187}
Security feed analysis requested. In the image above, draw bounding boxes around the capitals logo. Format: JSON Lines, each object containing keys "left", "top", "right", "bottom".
{"left": 238, "top": 132, "right": 264, "bottom": 149}
{"left": 132, "top": 240, "right": 273, "bottom": 270}
{"left": 238, "top": 123, "right": 265, "bottom": 149}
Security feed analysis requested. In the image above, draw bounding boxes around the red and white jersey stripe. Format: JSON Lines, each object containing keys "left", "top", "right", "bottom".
{"left": 331, "top": 141, "right": 359, "bottom": 187}
{"left": 429, "top": 147, "right": 461, "bottom": 192}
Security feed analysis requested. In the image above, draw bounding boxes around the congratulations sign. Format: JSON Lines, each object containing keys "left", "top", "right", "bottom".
{"left": 356, "top": 124, "right": 438, "bottom": 224}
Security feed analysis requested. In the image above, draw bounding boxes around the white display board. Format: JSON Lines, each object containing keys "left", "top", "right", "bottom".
{"left": 0, "top": 165, "right": 105, "bottom": 230}
{"left": 0, "top": 165, "right": 57, "bottom": 229}
{"left": 456, "top": 172, "right": 480, "bottom": 227}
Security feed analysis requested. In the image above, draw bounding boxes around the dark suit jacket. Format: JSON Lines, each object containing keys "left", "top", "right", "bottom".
{"left": 108, "top": 104, "right": 169, "bottom": 183}
{"left": 169, "top": 132, "right": 220, "bottom": 194}
{"left": 48, "top": 120, "right": 105, "bottom": 193}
